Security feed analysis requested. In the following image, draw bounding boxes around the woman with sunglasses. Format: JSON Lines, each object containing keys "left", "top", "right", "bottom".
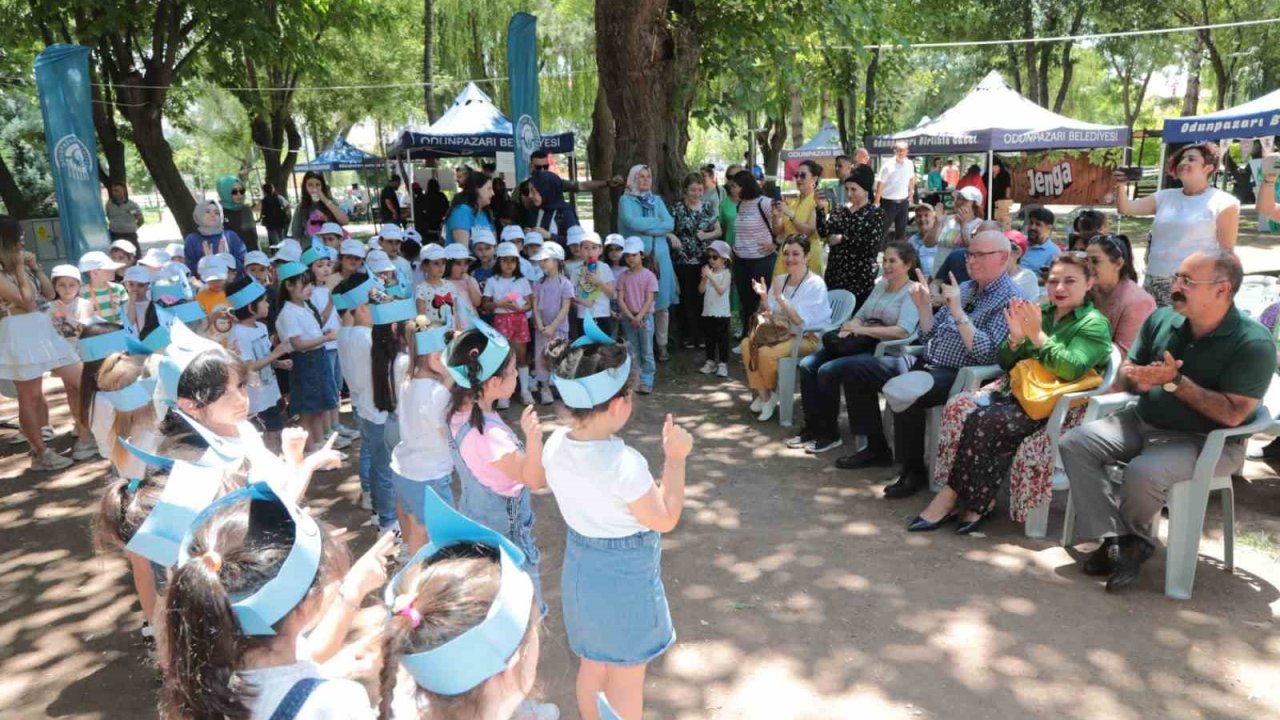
{"left": 773, "top": 159, "right": 825, "bottom": 275}
{"left": 217, "top": 175, "right": 259, "bottom": 251}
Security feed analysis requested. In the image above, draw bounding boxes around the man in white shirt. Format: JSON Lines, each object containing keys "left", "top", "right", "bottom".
{"left": 875, "top": 140, "right": 917, "bottom": 242}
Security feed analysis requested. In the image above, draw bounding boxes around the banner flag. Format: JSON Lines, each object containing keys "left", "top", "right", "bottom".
{"left": 506, "top": 13, "right": 540, "bottom": 182}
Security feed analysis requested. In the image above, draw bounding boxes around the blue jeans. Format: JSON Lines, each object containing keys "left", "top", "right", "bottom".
{"left": 359, "top": 416, "right": 397, "bottom": 529}
{"left": 621, "top": 314, "right": 656, "bottom": 388}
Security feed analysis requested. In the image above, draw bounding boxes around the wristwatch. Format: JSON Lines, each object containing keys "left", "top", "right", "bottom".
{"left": 1162, "top": 372, "right": 1183, "bottom": 393}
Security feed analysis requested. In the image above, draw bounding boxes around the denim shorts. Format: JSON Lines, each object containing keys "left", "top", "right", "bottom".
{"left": 458, "top": 473, "right": 544, "bottom": 614}
{"left": 392, "top": 470, "right": 455, "bottom": 525}
{"left": 288, "top": 348, "right": 338, "bottom": 415}
{"left": 561, "top": 528, "right": 674, "bottom": 665}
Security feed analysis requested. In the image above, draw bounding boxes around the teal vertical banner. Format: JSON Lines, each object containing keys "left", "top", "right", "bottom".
{"left": 34, "top": 44, "right": 109, "bottom": 258}
{"left": 506, "top": 13, "right": 540, "bottom": 182}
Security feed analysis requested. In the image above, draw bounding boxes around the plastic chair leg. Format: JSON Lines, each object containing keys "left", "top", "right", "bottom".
{"left": 927, "top": 407, "right": 943, "bottom": 490}
{"left": 1025, "top": 498, "right": 1050, "bottom": 538}
{"left": 1164, "top": 480, "right": 1209, "bottom": 601}
{"left": 777, "top": 358, "right": 797, "bottom": 428}
{"left": 1060, "top": 490, "right": 1077, "bottom": 547}
{"left": 1221, "top": 486, "right": 1235, "bottom": 573}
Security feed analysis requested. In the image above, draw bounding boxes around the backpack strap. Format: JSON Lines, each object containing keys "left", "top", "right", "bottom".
{"left": 267, "top": 677, "right": 326, "bottom": 720}
{"left": 756, "top": 198, "right": 776, "bottom": 239}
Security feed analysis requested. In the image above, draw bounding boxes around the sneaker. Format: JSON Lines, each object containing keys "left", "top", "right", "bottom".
{"left": 539, "top": 387, "right": 555, "bottom": 405}
{"left": 336, "top": 423, "right": 360, "bottom": 440}
{"left": 71, "top": 438, "right": 98, "bottom": 461}
{"left": 496, "top": 398, "right": 510, "bottom": 410}
{"left": 731, "top": 345, "right": 743, "bottom": 356}
{"left": 806, "top": 437, "right": 844, "bottom": 454}
{"left": 361, "top": 491, "right": 373, "bottom": 511}
{"left": 699, "top": 360, "right": 716, "bottom": 375}
{"left": 716, "top": 362, "right": 729, "bottom": 378}
{"left": 513, "top": 699, "right": 560, "bottom": 720}
{"left": 749, "top": 397, "right": 763, "bottom": 413}
{"left": 41, "top": 425, "right": 55, "bottom": 442}
{"left": 637, "top": 385, "right": 653, "bottom": 395}
{"left": 329, "top": 433, "right": 352, "bottom": 450}
{"left": 521, "top": 389, "right": 535, "bottom": 405}
{"left": 30, "top": 448, "right": 72, "bottom": 471}
{"left": 756, "top": 395, "right": 779, "bottom": 422}
{"left": 785, "top": 432, "right": 814, "bottom": 449}
{"left": 656, "top": 347, "right": 670, "bottom": 362}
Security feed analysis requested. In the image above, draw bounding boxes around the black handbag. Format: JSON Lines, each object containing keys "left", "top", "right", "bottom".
{"left": 820, "top": 319, "right": 884, "bottom": 358}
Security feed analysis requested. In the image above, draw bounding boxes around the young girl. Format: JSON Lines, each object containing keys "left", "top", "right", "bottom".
{"left": 604, "top": 234, "right": 625, "bottom": 274}
{"left": 303, "top": 246, "right": 350, "bottom": 444}
{"left": 482, "top": 242, "right": 534, "bottom": 407}
{"left": 121, "top": 265, "right": 152, "bottom": 336}
{"left": 698, "top": 240, "right": 732, "bottom": 378}
{"left": 96, "top": 351, "right": 162, "bottom": 481}
{"left": 564, "top": 226, "right": 585, "bottom": 281}
{"left": 615, "top": 238, "right": 658, "bottom": 394}
{"left": 79, "top": 250, "right": 127, "bottom": 324}
{"left": 275, "top": 262, "right": 340, "bottom": 451}
{"left": 48, "top": 264, "right": 90, "bottom": 342}
{"left": 227, "top": 276, "right": 289, "bottom": 448}
{"left": 389, "top": 313, "right": 454, "bottom": 553}
{"left": 571, "top": 232, "right": 617, "bottom": 341}
{"left": 94, "top": 472, "right": 171, "bottom": 644}
{"left": 444, "top": 323, "right": 547, "bottom": 610}
{"left": 444, "top": 244, "right": 481, "bottom": 329}
{"left": 159, "top": 484, "right": 372, "bottom": 719}
{"left": 470, "top": 227, "right": 499, "bottom": 288}
{"left": 413, "top": 243, "right": 452, "bottom": 323}
{"left": 541, "top": 333, "right": 692, "bottom": 720}
{"left": 530, "top": 243, "right": 573, "bottom": 406}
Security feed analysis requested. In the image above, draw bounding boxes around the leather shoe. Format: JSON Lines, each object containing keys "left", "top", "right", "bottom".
{"left": 1105, "top": 535, "right": 1154, "bottom": 592}
{"left": 954, "top": 509, "right": 994, "bottom": 535}
{"left": 1082, "top": 538, "right": 1119, "bottom": 576}
{"left": 883, "top": 472, "right": 925, "bottom": 499}
{"left": 835, "top": 448, "right": 894, "bottom": 470}
{"left": 907, "top": 513, "right": 956, "bottom": 532}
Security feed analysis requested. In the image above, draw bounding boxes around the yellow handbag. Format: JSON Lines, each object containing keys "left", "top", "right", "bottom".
{"left": 1009, "top": 358, "right": 1103, "bottom": 420}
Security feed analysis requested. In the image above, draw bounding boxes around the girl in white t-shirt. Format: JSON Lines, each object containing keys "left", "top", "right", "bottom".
{"left": 302, "top": 248, "right": 349, "bottom": 444}
{"left": 540, "top": 336, "right": 693, "bottom": 720}
{"left": 227, "top": 276, "right": 290, "bottom": 447}
{"left": 444, "top": 243, "right": 481, "bottom": 330}
{"left": 48, "top": 264, "right": 91, "bottom": 343}
{"left": 390, "top": 314, "right": 454, "bottom": 554}
{"left": 482, "top": 242, "right": 534, "bottom": 407}
{"left": 699, "top": 240, "right": 732, "bottom": 377}
{"left": 275, "top": 263, "right": 340, "bottom": 452}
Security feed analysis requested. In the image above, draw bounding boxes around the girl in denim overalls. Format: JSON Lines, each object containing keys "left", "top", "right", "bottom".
{"left": 443, "top": 320, "right": 548, "bottom": 611}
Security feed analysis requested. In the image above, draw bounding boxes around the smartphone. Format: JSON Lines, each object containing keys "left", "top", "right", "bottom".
{"left": 1119, "top": 166, "right": 1143, "bottom": 181}
{"left": 1263, "top": 155, "right": 1280, "bottom": 175}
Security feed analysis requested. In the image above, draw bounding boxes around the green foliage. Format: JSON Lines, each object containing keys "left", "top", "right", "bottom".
{"left": 0, "top": 90, "right": 56, "bottom": 216}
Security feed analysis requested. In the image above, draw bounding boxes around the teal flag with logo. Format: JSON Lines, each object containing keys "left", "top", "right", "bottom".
{"left": 34, "top": 44, "right": 109, "bottom": 258}
{"left": 506, "top": 13, "right": 540, "bottom": 182}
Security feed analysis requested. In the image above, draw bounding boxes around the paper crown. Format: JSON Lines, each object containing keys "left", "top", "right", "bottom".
{"left": 124, "top": 324, "right": 172, "bottom": 355}
{"left": 336, "top": 276, "right": 379, "bottom": 310}
{"left": 101, "top": 377, "right": 158, "bottom": 413}
{"left": 597, "top": 693, "right": 622, "bottom": 720}
{"left": 276, "top": 261, "right": 307, "bottom": 282}
{"left": 228, "top": 280, "right": 267, "bottom": 311}
{"left": 444, "top": 316, "right": 511, "bottom": 388}
{"left": 385, "top": 488, "right": 532, "bottom": 695}
{"left": 300, "top": 247, "right": 327, "bottom": 267}
{"left": 151, "top": 275, "right": 194, "bottom": 303}
{"left": 415, "top": 306, "right": 452, "bottom": 355}
{"left": 177, "top": 482, "right": 323, "bottom": 636}
{"left": 157, "top": 321, "right": 224, "bottom": 405}
{"left": 551, "top": 314, "right": 631, "bottom": 409}
{"left": 124, "top": 459, "right": 224, "bottom": 568}
{"left": 78, "top": 329, "right": 130, "bottom": 362}
{"left": 154, "top": 298, "right": 207, "bottom": 326}
{"left": 370, "top": 298, "right": 417, "bottom": 326}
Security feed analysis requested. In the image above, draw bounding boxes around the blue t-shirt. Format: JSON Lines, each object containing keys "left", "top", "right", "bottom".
{"left": 1020, "top": 239, "right": 1061, "bottom": 275}
{"left": 444, "top": 204, "right": 494, "bottom": 244}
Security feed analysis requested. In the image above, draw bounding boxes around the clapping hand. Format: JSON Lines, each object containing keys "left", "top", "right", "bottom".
{"left": 1014, "top": 298, "right": 1043, "bottom": 339}
{"left": 940, "top": 272, "right": 963, "bottom": 311}
{"left": 519, "top": 404, "right": 543, "bottom": 440}
{"left": 1123, "top": 350, "right": 1182, "bottom": 393}
{"left": 908, "top": 268, "right": 932, "bottom": 310}
{"left": 662, "top": 413, "right": 693, "bottom": 460}
{"left": 955, "top": 203, "right": 973, "bottom": 224}
{"left": 1003, "top": 304, "right": 1026, "bottom": 346}
{"left": 751, "top": 276, "right": 769, "bottom": 299}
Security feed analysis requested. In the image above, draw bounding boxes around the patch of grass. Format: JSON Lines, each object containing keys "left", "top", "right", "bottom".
{"left": 1237, "top": 530, "right": 1280, "bottom": 562}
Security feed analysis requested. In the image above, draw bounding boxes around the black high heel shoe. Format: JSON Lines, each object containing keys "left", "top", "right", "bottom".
{"left": 907, "top": 513, "right": 957, "bottom": 532}
{"left": 954, "top": 508, "right": 995, "bottom": 535}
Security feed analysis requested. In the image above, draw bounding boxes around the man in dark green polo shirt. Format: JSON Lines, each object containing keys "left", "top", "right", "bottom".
{"left": 1060, "top": 250, "right": 1275, "bottom": 592}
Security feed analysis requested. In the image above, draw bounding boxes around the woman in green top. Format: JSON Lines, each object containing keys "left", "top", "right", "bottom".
{"left": 909, "top": 252, "right": 1113, "bottom": 534}
{"left": 719, "top": 165, "right": 743, "bottom": 316}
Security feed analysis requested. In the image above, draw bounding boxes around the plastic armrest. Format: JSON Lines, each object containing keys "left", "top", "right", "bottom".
{"left": 1083, "top": 392, "right": 1138, "bottom": 423}
{"left": 874, "top": 334, "right": 918, "bottom": 358}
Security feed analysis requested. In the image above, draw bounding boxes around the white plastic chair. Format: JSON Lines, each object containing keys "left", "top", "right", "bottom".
{"left": 777, "top": 289, "right": 856, "bottom": 428}
{"left": 1023, "top": 345, "right": 1122, "bottom": 538}
{"left": 1235, "top": 276, "right": 1278, "bottom": 320}
{"left": 1060, "top": 382, "right": 1277, "bottom": 600}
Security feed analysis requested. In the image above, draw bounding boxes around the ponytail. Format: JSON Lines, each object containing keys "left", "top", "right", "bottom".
{"left": 371, "top": 322, "right": 399, "bottom": 414}
{"left": 163, "top": 558, "right": 249, "bottom": 719}
{"left": 445, "top": 329, "right": 514, "bottom": 435}
{"left": 93, "top": 475, "right": 167, "bottom": 553}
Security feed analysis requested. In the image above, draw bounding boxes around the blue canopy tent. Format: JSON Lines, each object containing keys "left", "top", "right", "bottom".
{"left": 295, "top": 135, "right": 385, "bottom": 172}
{"left": 386, "top": 83, "right": 574, "bottom": 159}
{"left": 1159, "top": 87, "right": 1280, "bottom": 190}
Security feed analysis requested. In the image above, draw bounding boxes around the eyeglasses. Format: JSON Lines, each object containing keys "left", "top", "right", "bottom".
{"left": 1171, "top": 272, "right": 1227, "bottom": 287}
{"left": 795, "top": 173, "right": 810, "bottom": 179}
{"left": 966, "top": 249, "right": 1005, "bottom": 261}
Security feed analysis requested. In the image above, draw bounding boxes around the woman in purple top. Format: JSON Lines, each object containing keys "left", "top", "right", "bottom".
{"left": 183, "top": 200, "right": 246, "bottom": 276}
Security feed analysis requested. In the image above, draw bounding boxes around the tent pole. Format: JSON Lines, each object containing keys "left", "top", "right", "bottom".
{"left": 986, "top": 149, "right": 994, "bottom": 219}
{"left": 1155, "top": 142, "right": 1167, "bottom": 193}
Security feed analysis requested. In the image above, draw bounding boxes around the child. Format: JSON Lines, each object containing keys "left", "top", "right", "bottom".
{"left": 158, "top": 483, "right": 371, "bottom": 719}
{"left": 444, "top": 243, "right": 481, "bottom": 329}
{"left": 216, "top": 251, "right": 239, "bottom": 284}
{"left": 137, "top": 248, "right": 170, "bottom": 277}
{"left": 521, "top": 231, "right": 546, "bottom": 283}
{"left": 109, "top": 238, "right": 137, "bottom": 281}
{"left": 96, "top": 350, "right": 161, "bottom": 481}
{"left": 275, "top": 262, "right": 341, "bottom": 451}
{"left": 570, "top": 231, "right": 616, "bottom": 342}
{"left": 389, "top": 313, "right": 454, "bottom": 554}
{"left": 121, "top": 265, "right": 152, "bottom": 336}
{"left": 77, "top": 323, "right": 127, "bottom": 466}
{"left": 94, "top": 472, "right": 169, "bottom": 644}
{"left": 303, "top": 246, "right": 351, "bottom": 444}
{"left": 482, "top": 242, "right": 534, "bottom": 407}
{"left": 379, "top": 223, "right": 413, "bottom": 289}
{"left": 227, "top": 275, "right": 289, "bottom": 448}
{"left": 604, "top": 234, "right": 625, "bottom": 274}
{"left": 195, "top": 255, "right": 229, "bottom": 316}
{"left": 470, "top": 227, "right": 499, "bottom": 289}
{"left": 541, "top": 329, "right": 692, "bottom": 720}
{"left": 318, "top": 221, "right": 345, "bottom": 256}
{"left": 48, "top": 264, "right": 90, "bottom": 342}
{"left": 564, "top": 225, "right": 586, "bottom": 281}
{"left": 78, "top": 250, "right": 127, "bottom": 324}
{"left": 413, "top": 243, "right": 452, "bottom": 323}
{"left": 335, "top": 238, "right": 367, "bottom": 288}
{"left": 616, "top": 238, "right": 657, "bottom": 394}
{"left": 367, "top": 251, "right": 403, "bottom": 298}
{"left": 444, "top": 322, "right": 547, "bottom": 610}
{"left": 699, "top": 240, "right": 732, "bottom": 378}
{"left": 530, "top": 243, "right": 572, "bottom": 406}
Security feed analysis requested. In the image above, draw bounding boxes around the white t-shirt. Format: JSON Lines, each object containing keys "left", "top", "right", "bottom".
{"left": 391, "top": 375, "right": 453, "bottom": 480}
{"left": 702, "top": 268, "right": 731, "bottom": 318}
{"left": 276, "top": 302, "right": 324, "bottom": 345}
{"left": 875, "top": 157, "right": 914, "bottom": 201}
{"left": 91, "top": 394, "right": 115, "bottom": 463}
{"left": 482, "top": 275, "right": 533, "bottom": 315}
{"left": 415, "top": 278, "right": 454, "bottom": 327}
{"left": 237, "top": 661, "right": 374, "bottom": 720}
{"left": 569, "top": 262, "right": 615, "bottom": 319}
{"left": 338, "top": 325, "right": 385, "bottom": 424}
{"left": 1011, "top": 267, "right": 1041, "bottom": 301}
{"left": 766, "top": 272, "right": 830, "bottom": 329}
{"left": 309, "top": 287, "right": 339, "bottom": 351}
{"left": 543, "top": 427, "right": 655, "bottom": 538}
{"left": 231, "top": 322, "right": 282, "bottom": 414}
{"left": 1148, "top": 187, "right": 1240, "bottom": 278}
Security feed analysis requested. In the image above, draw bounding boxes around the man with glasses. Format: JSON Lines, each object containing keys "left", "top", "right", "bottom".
{"left": 875, "top": 141, "right": 917, "bottom": 242}
{"left": 1060, "top": 250, "right": 1276, "bottom": 592}
{"left": 833, "top": 230, "right": 1017, "bottom": 499}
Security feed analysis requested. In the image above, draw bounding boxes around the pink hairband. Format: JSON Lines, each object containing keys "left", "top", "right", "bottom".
{"left": 399, "top": 606, "right": 423, "bottom": 628}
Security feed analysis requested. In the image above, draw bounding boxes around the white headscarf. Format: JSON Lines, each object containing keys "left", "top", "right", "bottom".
{"left": 625, "top": 165, "right": 652, "bottom": 197}
{"left": 193, "top": 200, "right": 224, "bottom": 236}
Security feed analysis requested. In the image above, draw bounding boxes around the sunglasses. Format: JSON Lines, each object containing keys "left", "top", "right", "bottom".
{"left": 231, "top": 188, "right": 244, "bottom": 195}
{"left": 532, "top": 163, "right": 550, "bottom": 170}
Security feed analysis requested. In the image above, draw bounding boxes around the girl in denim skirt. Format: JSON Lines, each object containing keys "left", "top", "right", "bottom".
{"left": 541, "top": 322, "right": 693, "bottom": 720}
{"left": 444, "top": 320, "right": 548, "bottom": 612}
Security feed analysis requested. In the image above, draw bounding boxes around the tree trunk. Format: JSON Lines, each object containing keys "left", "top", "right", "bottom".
{"left": 819, "top": 86, "right": 829, "bottom": 126}
{"left": 0, "top": 154, "right": 30, "bottom": 219}
{"left": 1007, "top": 46, "right": 1022, "bottom": 93}
{"left": 756, "top": 113, "right": 786, "bottom": 182}
{"left": 1198, "top": 30, "right": 1230, "bottom": 111}
{"left": 835, "top": 94, "right": 847, "bottom": 153}
{"left": 252, "top": 109, "right": 303, "bottom": 191}
{"left": 1021, "top": 4, "right": 1038, "bottom": 105}
{"left": 863, "top": 49, "right": 880, "bottom": 137}
{"left": 594, "top": 0, "right": 701, "bottom": 199}
{"left": 130, "top": 111, "right": 194, "bottom": 234}
{"left": 423, "top": 0, "right": 437, "bottom": 122}
{"left": 1182, "top": 40, "right": 1202, "bottom": 116}
{"left": 788, "top": 86, "right": 804, "bottom": 148}
{"left": 1052, "top": 6, "right": 1085, "bottom": 113}
{"left": 587, "top": 86, "right": 616, "bottom": 232}
{"left": 90, "top": 68, "right": 127, "bottom": 187}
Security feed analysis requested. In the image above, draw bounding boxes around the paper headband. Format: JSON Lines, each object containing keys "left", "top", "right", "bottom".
{"left": 444, "top": 316, "right": 511, "bottom": 388}
{"left": 228, "top": 280, "right": 267, "bottom": 311}
{"left": 370, "top": 298, "right": 417, "bottom": 326}
{"left": 156, "top": 298, "right": 207, "bottom": 326}
{"left": 276, "top": 261, "right": 307, "bottom": 282}
{"left": 125, "top": 325, "right": 172, "bottom": 355}
{"left": 336, "top": 276, "right": 379, "bottom": 310}
{"left": 415, "top": 306, "right": 452, "bottom": 355}
{"left": 101, "top": 377, "right": 158, "bottom": 413}
{"left": 78, "top": 329, "right": 130, "bottom": 362}
{"left": 151, "top": 277, "right": 194, "bottom": 303}
{"left": 300, "top": 247, "right": 328, "bottom": 267}
{"left": 552, "top": 314, "right": 631, "bottom": 409}
{"left": 125, "top": 459, "right": 225, "bottom": 568}
{"left": 157, "top": 321, "right": 225, "bottom": 405}
{"left": 178, "top": 482, "right": 323, "bottom": 636}
{"left": 385, "top": 488, "right": 533, "bottom": 696}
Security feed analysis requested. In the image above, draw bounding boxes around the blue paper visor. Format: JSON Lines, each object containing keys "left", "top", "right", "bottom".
{"left": 444, "top": 316, "right": 511, "bottom": 388}
{"left": 78, "top": 329, "right": 130, "bottom": 362}
{"left": 158, "top": 300, "right": 207, "bottom": 325}
{"left": 370, "top": 298, "right": 417, "bottom": 326}
{"left": 276, "top": 261, "right": 308, "bottom": 283}
{"left": 101, "top": 377, "right": 158, "bottom": 412}
{"left": 552, "top": 313, "right": 632, "bottom": 409}
{"left": 228, "top": 280, "right": 266, "bottom": 311}
{"left": 177, "top": 482, "right": 323, "bottom": 636}
{"left": 124, "top": 459, "right": 225, "bottom": 568}
{"left": 124, "top": 325, "right": 171, "bottom": 355}
{"left": 336, "top": 276, "right": 378, "bottom": 309}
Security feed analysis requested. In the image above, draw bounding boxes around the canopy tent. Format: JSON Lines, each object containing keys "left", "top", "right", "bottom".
{"left": 780, "top": 121, "right": 843, "bottom": 179}
{"left": 295, "top": 135, "right": 384, "bottom": 172}
{"left": 386, "top": 82, "right": 574, "bottom": 159}
{"left": 868, "top": 71, "right": 1129, "bottom": 155}
{"left": 1163, "top": 87, "right": 1280, "bottom": 143}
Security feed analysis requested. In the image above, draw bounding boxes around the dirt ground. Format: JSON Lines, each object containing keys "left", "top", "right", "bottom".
{"left": 0, "top": 347, "right": 1278, "bottom": 720}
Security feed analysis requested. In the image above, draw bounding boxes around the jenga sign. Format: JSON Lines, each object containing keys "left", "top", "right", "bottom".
{"left": 1008, "top": 152, "right": 1115, "bottom": 205}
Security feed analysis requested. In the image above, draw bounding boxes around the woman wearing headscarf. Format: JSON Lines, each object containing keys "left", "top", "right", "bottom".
{"left": 618, "top": 164, "right": 677, "bottom": 360}
{"left": 216, "top": 175, "right": 258, "bottom": 251}
{"left": 183, "top": 200, "right": 246, "bottom": 276}
{"left": 526, "top": 169, "right": 581, "bottom": 245}
{"left": 289, "top": 171, "right": 349, "bottom": 240}
{"left": 816, "top": 165, "right": 882, "bottom": 304}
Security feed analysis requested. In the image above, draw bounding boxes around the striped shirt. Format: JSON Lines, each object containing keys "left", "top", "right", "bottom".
{"left": 82, "top": 282, "right": 128, "bottom": 324}
{"left": 732, "top": 197, "right": 776, "bottom": 259}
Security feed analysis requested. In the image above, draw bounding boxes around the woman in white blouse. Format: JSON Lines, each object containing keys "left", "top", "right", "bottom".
{"left": 739, "top": 235, "right": 831, "bottom": 421}
{"left": 1112, "top": 142, "right": 1239, "bottom": 306}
